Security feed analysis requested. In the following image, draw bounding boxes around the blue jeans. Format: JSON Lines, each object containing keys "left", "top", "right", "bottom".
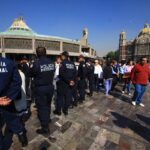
{"left": 104, "top": 79, "right": 113, "bottom": 95}
{"left": 123, "top": 83, "right": 131, "bottom": 93}
{"left": 133, "top": 84, "right": 147, "bottom": 104}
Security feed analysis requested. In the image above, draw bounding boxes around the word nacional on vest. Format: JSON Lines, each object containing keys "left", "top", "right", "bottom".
{"left": 0, "top": 61, "right": 8, "bottom": 73}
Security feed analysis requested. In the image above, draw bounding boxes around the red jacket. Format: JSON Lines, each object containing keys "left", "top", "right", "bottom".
{"left": 131, "top": 63, "right": 150, "bottom": 85}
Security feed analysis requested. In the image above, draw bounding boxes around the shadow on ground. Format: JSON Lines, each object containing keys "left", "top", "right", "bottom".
{"left": 137, "top": 114, "right": 150, "bottom": 126}
{"left": 111, "top": 112, "right": 150, "bottom": 143}
{"left": 110, "top": 90, "right": 132, "bottom": 104}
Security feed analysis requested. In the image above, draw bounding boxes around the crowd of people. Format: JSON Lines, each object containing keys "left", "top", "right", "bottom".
{"left": 0, "top": 46, "right": 150, "bottom": 149}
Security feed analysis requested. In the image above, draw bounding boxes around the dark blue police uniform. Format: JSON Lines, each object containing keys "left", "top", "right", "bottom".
{"left": 78, "top": 61, "right": 87, "bottom": 102}
{"left": 55, "top": 59, "right": 76, "bottom": 115}
{"left": 31, "top": 56, "right": 55, "bottom": 130}
{"left": 87, "top": 63, "right": 95, "bottom": 96}
{"left": 0, "top": 57, "right": 26, "bottom": 150}
{"left": 71, "top": 78, "right": 78, "bottom": 107}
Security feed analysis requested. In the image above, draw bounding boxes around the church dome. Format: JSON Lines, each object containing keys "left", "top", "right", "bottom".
{"left": 9, "top": 17, "right": 31, "bottom": 31}
{"left": 141, "top": 24, "right": 150, "bottom": 34}
{"left": 1, "top": 17, "right": 37, "bottom": 36}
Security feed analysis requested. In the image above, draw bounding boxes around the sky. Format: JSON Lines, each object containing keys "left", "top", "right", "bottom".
{"left": 0, "top": 0, "right": 150, "bottom": 56}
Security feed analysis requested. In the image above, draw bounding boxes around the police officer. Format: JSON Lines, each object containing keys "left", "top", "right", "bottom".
{"left": 30, "top": 47, "right": 55, "bottom": 134}
{"left": 0, "top": 56, "right": 27, "bottom": 149}
{"left": 77, "top": 55, "right": 87, "bottom": 103}
{"left": 87, "top": 59, "right": 95, "bottom": 97}
{"left": 53, "top": 51, "right": 76, "bottom": 116}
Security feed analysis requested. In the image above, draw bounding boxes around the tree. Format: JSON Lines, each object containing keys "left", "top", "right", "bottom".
{"left": 105, "top": 50, "right": 119, "bottom": 61}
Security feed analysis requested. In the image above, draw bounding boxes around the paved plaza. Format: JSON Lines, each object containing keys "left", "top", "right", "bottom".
{"left": 11, "top": 85, "right": 150, "bottom": 150}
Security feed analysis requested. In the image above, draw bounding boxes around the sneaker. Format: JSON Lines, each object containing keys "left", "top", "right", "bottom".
{"left": 122, "top": 91, "right": 125, "bottom": 94}
{"left": 139, "top": 103, "right": 145, "bottom": 107}
{"left": 132, "top": 101, "right": 136, "bottom": 106}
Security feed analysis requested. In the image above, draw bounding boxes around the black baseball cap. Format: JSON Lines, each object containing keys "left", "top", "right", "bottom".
{"left": 61, "top": 51, "right": 69, "bottom": 57}
{"left": 79, "top": 54, "right": 84, "bottom": 58}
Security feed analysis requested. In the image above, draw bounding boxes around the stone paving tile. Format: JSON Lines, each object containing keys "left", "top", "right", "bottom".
{"left": 88, "top": 142, "right": 102, "bottom": 150}
{"left": 146, "top": 145, "right": 150, "bottom": 150}
{"left": 83, "top": 100, "right": 94, "bottom": 107}
{"left": 94, "top": 128, "right": 108, "bottom": 147}
{"left": 104, "top": 141, "right": 120, "bottom": 150}
{"left": 106, "top": 130, "right": 121, "bottom": 145}
{"left": 52, "top": 122, "right": 82, "bottom": 149}
{"left": 62, "top": 138, "right": 77, "bottom": 150}
{"left": 119, "top": 136, "right": 131, "bottom": 150}
{"left": 130, "top": 139, "right": 146, "bottom": 150}
{"left": 87, "top": 127, "right": 99, "bottom": 139}
{"left": 88, "top": 108, "right": 99, "bottom": 115}
{"left": 76, "top": 137, "right": 94, "bottom": 150}
{"left": 48, "top": 144, "right": 62, "bottom": 150}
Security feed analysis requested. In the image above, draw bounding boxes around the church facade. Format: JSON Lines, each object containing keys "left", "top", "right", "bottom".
{"left": 119, "top": 24, "right": 150, "bottom": 62}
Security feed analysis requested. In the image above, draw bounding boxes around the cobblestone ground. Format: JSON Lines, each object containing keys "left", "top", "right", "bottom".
{"left": 11, "top": 84, "right": 150, "bottom": 150}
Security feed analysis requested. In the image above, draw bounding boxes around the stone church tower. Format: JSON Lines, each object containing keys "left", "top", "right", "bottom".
{"left": 80, "top": 28, "right": 89, "bottom": 46}
{"left": 119, "top": 31, "right": 126, "bottom": 60}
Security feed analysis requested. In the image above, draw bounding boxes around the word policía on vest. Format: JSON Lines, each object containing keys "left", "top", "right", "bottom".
{"left": 40, "top": 64, "right": 55, "bottom": 72}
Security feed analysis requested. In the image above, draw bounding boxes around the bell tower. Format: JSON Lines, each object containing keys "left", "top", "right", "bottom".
{"left": 80, "top": 28, "right": 88, "bottom": 46}
{"left": 119, "top": 31, "right": 126, "bottom": 60}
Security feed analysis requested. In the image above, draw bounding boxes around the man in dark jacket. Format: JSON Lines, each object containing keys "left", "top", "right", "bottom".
{"left": 87, "top": 59, "right": 94, "bottom": 97}
{"left": 30, "top": 47, "right": 55, "bottom": 135}
{"left": 0, "top": 56, "right": 27, "bottom": 149}
{"left": 111, "top": 60, "right": 119, "bottom": 91}
{"left": 53, "top": 51, "right": 76, "bottom": 116}
{"left": 77, "top": 55, "right": 87, "bottom": 103}
{"left": 103, "top": 61, "right": 113, "bottom": 96}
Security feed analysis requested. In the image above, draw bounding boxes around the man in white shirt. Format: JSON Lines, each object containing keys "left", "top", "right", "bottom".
{"left": 94, "top": 60, "right": 103, "bottom": 92}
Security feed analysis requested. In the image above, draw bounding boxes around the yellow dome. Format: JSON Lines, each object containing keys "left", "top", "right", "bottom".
{"left": 141, "top": 24, "right": 150, "bottom": 34}
{"left": 142, "top": 27, "right": 150, "bottom": 34}
{"left": 10, "top": 17, "right": 30, "bottom": 30}
{"left": 121, "top": 31, "right": 126, "bottom": 35}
